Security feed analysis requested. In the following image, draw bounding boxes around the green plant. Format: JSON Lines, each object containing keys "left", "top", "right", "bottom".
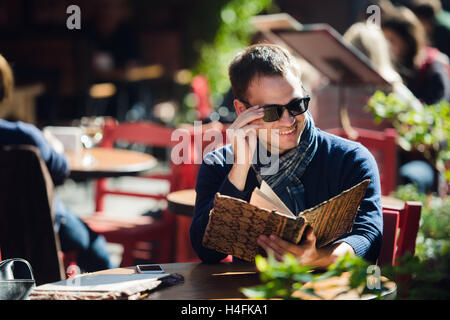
{"left": 193, "top": 0, "right": 273, "bottom": 97}
{"left": 393, "top": 184, "right": 450, "bottom": 261}
{"left": 381, "top": 252, "right": 450, "bottom": 299}
{"left": 175, "top": 0, "right": 274, "bottom": 124}
{"left": 241, "top": 252, "right": 387, "bottom": 300}
{"left": 387, "top": 184, "right": 450, "bottom": 299}
{"left": 365, "top": 91, "right": 450, "bottom": 182}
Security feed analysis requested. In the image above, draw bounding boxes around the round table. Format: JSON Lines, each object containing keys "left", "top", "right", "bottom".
{"left": 66, "top": 147, "right": 158, "bottom": 180}
{"left": 167, "top": 189, "right": 197, "bottom": 217}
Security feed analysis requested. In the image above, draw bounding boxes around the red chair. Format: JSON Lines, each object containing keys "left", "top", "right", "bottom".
{"left": 327, "top": 127, "right": 397, "bottom": 196}
{"left": 191, "top": 75, "right": 213, "bottom": 122}
{"left": 378, "top": 201, "right": 422, "bottom": 267}
{"left": 168, "top": 121, "right": 229, "bottom": 262}
{"left": 82, "top": 121, "right": 179, "bottom": 267}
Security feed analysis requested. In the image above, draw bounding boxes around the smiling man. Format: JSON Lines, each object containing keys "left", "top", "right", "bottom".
{"left": 190, "top": 44, "right": 383, "bottom": 268}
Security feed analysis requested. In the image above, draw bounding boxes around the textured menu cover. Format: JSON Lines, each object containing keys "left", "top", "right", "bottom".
{"left": 202, "top": 179, "right": 370, "bottom": 262}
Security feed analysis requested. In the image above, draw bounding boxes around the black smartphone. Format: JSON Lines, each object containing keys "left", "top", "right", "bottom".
{"left": 136, "top": 264, "right": 165, "bottom": 274}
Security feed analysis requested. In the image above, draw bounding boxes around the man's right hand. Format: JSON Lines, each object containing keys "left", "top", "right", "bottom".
{"left": 226, "top": 105, "right": 264, "bottom": 191}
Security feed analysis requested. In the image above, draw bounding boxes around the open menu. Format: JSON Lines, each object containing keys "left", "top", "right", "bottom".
{"left": 202, "top": 179, "right": 370, "bottom": 262}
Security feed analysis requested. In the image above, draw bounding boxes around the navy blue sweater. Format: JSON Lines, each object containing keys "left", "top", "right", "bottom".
{"left": 190, "top": 128, "right": 383, "bottom": 264}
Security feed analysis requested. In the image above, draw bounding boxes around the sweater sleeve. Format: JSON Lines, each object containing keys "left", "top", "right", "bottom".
{"left": 17, "top": 122, "right": 69, "bottom": 186}
{"left": 333, "top": 144, "right": 383, "bottom": 264}
{"left": 190, "top": 146, "right": 254, "bottom": 263}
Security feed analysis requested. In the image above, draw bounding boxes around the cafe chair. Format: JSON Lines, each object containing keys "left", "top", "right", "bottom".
{"left": 378, "top": 201, "right": 422, "bottom": 267}
{"left": 0, "top": 146, "right": 67, "bottom": 285}
{"left": 170, "top": 121, "right": 229, "bottom": 262}
{"left": 326, "top": 127, "right": 397, "bottom": 196}
{"left": 82, "top": 121, "right": 179, "bottom": 266}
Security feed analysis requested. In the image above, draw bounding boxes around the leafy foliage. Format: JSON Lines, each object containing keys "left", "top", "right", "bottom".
{"left": 387, "top": 184, "right": 450, "bottom": 299}
{"left": 192, "top": 0, "right": 273, "bottom": 97}
{"left": 393, "top": 184, "right": 450, "bottom": 261}
{"left": 381, "top": 252, "right": 450, "bottom": 299}
{"left": 241, "top": 252, "right": 387, "bottom": 300}
{"left": 365, "top": 91, "right": 450, "bottom": 180}
{"left": 175, "top": 0, "right": 274, "bottom": 124}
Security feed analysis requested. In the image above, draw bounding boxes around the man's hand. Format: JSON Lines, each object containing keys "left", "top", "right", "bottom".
{"left": 227, "top": 105, "right": 264, "bottom": 191}
{"left": 257, "top": 227, "right": 355, "bottom": 269}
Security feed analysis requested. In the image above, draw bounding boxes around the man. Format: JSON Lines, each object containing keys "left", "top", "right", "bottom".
{"left": 0, "top": 54, "right": 114, "bottom": 272}
{"left": 190, "top": 44, "right": 383, "bottom": 268}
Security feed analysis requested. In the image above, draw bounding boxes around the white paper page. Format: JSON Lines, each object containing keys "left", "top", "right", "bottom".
{"left": 259, "top": 181, "right": 295, "bottom": 217}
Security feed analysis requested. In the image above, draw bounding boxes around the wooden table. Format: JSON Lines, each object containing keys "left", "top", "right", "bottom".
{"left": 167, "top": 189, "right": 197, "bottom": 217}
{"left": 96, "top": 262, "right": 396, "bottom": 300}
{"left": 66, "top": 147, "right": 158, "bottom": 180}
{"left": 166, "top": 189, "right": 198, "bottom": 262}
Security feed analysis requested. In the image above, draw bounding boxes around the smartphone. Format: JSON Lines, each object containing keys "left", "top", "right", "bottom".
{"left": 136, "top": 264, "right": 165, "bottom": 274}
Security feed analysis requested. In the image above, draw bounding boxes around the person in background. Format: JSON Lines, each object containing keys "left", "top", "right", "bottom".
{"left": 381, "top": 6, "right": 450, "bottom": 105}
{"left": 410, "top": 0, "right": 450, "bottom": 59}
{"left": 344, "top": 21, "right": 423, "bottom": 111}
{"left": 343, "top": 21, "right": 435, "bottom": 194}
{"left": 0, "top": 54, "right": 115, "bottom": 272}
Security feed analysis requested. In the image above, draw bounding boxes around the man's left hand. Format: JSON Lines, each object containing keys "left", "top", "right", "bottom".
{"left": 257, "top": 227, "right": 353, "bottom": 269}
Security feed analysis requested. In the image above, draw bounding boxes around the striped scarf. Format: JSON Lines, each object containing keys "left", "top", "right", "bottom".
{"left": 252, "top": 112, "right": 318, "bottom": 215}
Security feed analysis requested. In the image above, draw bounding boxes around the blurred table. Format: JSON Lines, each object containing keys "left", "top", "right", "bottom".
{"left": 167, "top": 189, "right": 198, "bottom": 262}
{"left": 167, "top": 189, "right": 196, "bottom": 217}
{"left": 66, "top": 147, "right": 157, "bottom": 180}
{"left": 381, "top": 196, "right": 405, "bottom": 210}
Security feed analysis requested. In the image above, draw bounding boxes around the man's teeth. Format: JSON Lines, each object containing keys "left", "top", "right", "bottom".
{"left": 279, "top": 124, "right": 297, "bottom": 135}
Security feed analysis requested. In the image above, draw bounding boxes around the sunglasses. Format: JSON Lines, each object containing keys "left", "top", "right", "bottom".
{"left": 240, "top": 96, "right": 310, "bottom": 122}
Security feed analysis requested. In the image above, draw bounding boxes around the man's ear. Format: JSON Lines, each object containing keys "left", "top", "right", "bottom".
{"left": 233, "top": 99, "right": 247, "bottom": 115}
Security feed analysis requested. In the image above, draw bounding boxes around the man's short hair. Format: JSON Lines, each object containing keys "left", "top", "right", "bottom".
{"left": 0, "top": 54, "right": 14, "bottom": 103}
{"left": 228, "top": 44, "right": 302, "bottom": 101}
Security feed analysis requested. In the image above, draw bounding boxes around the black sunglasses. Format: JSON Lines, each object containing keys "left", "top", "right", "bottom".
{"left": 240, "top": 96, "right": 310, "bottom": 122}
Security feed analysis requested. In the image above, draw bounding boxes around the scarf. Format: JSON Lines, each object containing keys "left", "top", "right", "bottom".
{"left": 252, "top": 112, "right": 318, "bottom": 215}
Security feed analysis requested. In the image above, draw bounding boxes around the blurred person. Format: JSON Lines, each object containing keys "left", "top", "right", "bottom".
{"left": 0, "top": 54, "right": 115, "bottom": 272}
{"left": 87, "top": 0, "right": 139, "bottom": 74}
{"left": 410, "top": 0, "right": 450, "bottom": 58}
{"left": 344, "top": 21, "right": 436, "bottom": 193}
{"left": 344, "top": 21, "right": 423, "bottom": 110}
{"left": 381, "top": 6, "right": 450, "bottom": 105}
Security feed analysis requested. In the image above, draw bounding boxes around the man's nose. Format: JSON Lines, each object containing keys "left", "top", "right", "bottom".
{"left": 278, "top": 108, "right": 294, "bottom": 125}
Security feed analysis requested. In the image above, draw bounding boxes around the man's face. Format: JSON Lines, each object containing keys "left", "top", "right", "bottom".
{"left": 236, "top": 72, "right": 307, "bottom": 154}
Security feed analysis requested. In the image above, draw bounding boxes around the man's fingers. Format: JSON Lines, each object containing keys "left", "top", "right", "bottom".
{"left": 257, "top": 235, "right": 270, "bottom": 253}
{"left": 230, "top": 106, "right": 264, "bottom": 129}
{"left": 258, "top": 235, "right": 291, "bottom": 257}
{"left": 304, "top": 227, "right": 316, "bottom": 245}
{"left": 268, "top": 235, "right": 305, "bottom": 257}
